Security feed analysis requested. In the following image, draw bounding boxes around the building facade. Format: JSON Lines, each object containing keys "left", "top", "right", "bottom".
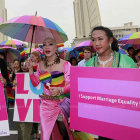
{"left": 110, "top": 22, "right": 140, "bottom": 40}
{"left": 72, "top": 0, "right": 102, "bottom": 46}
{"left": 0, "top": 0, "right": 7, "bottom": 42}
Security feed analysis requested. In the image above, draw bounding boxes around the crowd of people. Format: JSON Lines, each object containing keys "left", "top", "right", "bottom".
{"left": 0, "top": 26, "right": 139, "bottom": 140}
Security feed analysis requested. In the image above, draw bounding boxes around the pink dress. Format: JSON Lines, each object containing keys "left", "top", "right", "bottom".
{"left": 30, "top": 61, "right": 74, "bottom": 140}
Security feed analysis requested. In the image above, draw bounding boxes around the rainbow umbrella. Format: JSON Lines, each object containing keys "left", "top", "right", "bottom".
{"left": 74, "top": 40, "right": 95, "bottom": 53}
{"left": 120, "top": 44, "right": 140, "bottom": 50}
{"left": 0, "top": 15, "right": 68, "bottom": 44}
{"left": 25, "top": 48, "right": 43, "bottom": 54}
{"left": 66, "top": 46, "right": 74, "bottom": 53}
{"left": 25, "top": 48, "right": 36, "bottom": 54}
{"left": 0, "top": 47, "right": 20, "bottom": 62}
{"left": 59, "top": 47, "right": 68, "bottom": 53}
{"left": 118, "top": 47, "right": 128, "bottom": 55}
{"left": 66, "top": 50, "right": 79, "bottom": 60}
{"left": 0, "top": 39, "right": 22, "bottom": 48}
{"left": 0, "top": 15, "right": 68, "bottom": 54}
{"left": 118, "top": 32, "right": 140, "bottom": 45}
{"left": 75, "top": 40, "right": 93, "bottom": 49}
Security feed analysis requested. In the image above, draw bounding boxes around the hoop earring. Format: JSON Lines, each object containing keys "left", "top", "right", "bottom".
{"left": 109, "top": 43, "right": 112, "bottom": 50}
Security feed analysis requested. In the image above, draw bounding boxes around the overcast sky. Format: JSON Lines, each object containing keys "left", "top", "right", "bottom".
{"left": 4, "top": 0, "right": 140, "bottom": 47}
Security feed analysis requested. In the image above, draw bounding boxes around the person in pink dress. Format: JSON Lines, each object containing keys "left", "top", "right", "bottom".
{"left": 27, "top": 37, "right": 73, "bottom": 140}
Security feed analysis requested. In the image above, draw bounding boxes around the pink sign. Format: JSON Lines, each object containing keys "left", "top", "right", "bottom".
{"left": 14, "top": 73, "right": 40, "bottom": 122}
{"left": 0, "top": 17, "right": 2, "bottom": 22}
{"left": 70, "top": 67, "right": 140, "bottom": 140}
{"left": 0, "top": 74, "right": 9, "bottom": 136}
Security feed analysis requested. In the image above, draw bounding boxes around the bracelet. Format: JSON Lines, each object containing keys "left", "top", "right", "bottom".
{"left": 59, "top": 87, "right": 64, "bottom": 95}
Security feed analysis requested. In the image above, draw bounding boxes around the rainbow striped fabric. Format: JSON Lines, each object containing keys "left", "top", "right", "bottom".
{"left": 51, "top": 71, "right": 65, "bottom": 86}
{"left": 57, "top": 43, "right": 64, "bottom": 47}
{"left": 39, "top": 71, "right": 65, "bottom": 99}
{"left": 18, "top": 47, "right": 25, "bottom": 56}
{"left": 39, "top": 71, "right": 52, "bottom": 84}
{"left": 79, "top": 51, "right": 84, "bottom": 58}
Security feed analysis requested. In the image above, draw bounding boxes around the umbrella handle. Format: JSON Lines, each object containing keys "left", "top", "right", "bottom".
{"left": 29, "top": 25, "right": 36, "bottom": 55}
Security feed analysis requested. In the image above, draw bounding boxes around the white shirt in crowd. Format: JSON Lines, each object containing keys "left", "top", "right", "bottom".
{"left": 78, "top": 59, "right": 86, "bottom": 67}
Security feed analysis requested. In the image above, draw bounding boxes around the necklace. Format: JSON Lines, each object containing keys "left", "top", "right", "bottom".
{"left": 98, "top": 52, "right": 113, "bottom": 67}
{"left": 46, "top": 60, "right": 56, "bottom": 67}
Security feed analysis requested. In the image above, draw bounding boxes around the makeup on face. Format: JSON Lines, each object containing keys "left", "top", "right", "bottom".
{"left": 43, "top": 40, "right": 57, "bottom": 56}
{"left": 91, "top": 30, "right": 110, "bottom": 55}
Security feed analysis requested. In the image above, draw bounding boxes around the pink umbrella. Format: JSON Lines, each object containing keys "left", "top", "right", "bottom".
{"left": 74, "top": 40, "right": 95, "bottom": 52}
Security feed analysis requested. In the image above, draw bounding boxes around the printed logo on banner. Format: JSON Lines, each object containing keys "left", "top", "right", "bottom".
{"left": 14, "top": 73, "right": 41, "bottom": 122}
{"left": 0, "top": 74, "right": 10, "bottom": 136}
{"left": 70, "top": 67, "right": 140, "bottom": 140}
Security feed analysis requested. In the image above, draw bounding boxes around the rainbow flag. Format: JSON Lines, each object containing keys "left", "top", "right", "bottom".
{"left": 57, "top": 43, "right": 64, "bottom": 47}
{"left": 51, "top": 72, "right": 65, "bottom": 86}
{"left": 18, "top": 47, "right": 25, "bottom": 56}
{"left": 39, "top": 71, "right": 52, "bottom": 84}
{"left": 79, "top": 51, "right": 84, "bottom": 58}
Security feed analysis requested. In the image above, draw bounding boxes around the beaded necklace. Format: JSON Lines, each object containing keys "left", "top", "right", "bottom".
{"left": 98, "top": 52, "right": 113, "bottom": 67}
{"left": 94, "top": 51, "right": 120, "bottom": 68}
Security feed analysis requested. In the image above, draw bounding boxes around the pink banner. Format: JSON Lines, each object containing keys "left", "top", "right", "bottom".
{"left": 70, "top": 67, "right": 140, "bottom": 140}
{"left": 14, "top": 73, "right": 40, "bottom": 122}
{"left": 0, "top": 74, "right": 9, "bottom": 136}
{"left": 0, "top": 82, "right": 7, "bottom": 121}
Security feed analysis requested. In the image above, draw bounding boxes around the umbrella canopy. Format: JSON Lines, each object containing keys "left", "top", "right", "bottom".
{"left": 118, "top": 47, "right": 128, "bottom": 55}
{"left": 25, "top": 48, "right": 43, "bottom": 54}
{"left": 25, "top": 48, "right": 36, "bottom": 54}
{"left": 66, "top": 50, "right": 79, "bottom": 60}
{"left": 118, "top": 32, "right": 140, "bottom": 45}
{"left": 58, "top": 47, "right": 68, "bottom": 53}
{"left": 120, "top": 44, "right": 140, "bottom": 50}
{"left": 66, "top": 46, "right": 74, "bottom": 53}
{"left": 0, "top": 39, "right": 22, "bottom": 48}
{"left": 0, "top": 15, "right": 68, "bottom": 44}
{"left": 74, "top": 40, "right": 95, "bottom": 53}
{"left": 0, "top": 47, "right": 20, "bottom": 62}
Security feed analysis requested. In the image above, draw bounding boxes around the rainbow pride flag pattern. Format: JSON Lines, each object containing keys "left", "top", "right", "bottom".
{"left": 51, "top": 71, "right": 65, "bottom": 86}
{"left": 18, "top": 47, "right": 25, "bottom": 56}
{"left": 57, "top": 43, "right": 64, "bottom": 47}
{"left": 79, "top": 51, "right": 84, "bottom": 58}
{"left": 39, "top": 71, "right": 52, "bottom": 84}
